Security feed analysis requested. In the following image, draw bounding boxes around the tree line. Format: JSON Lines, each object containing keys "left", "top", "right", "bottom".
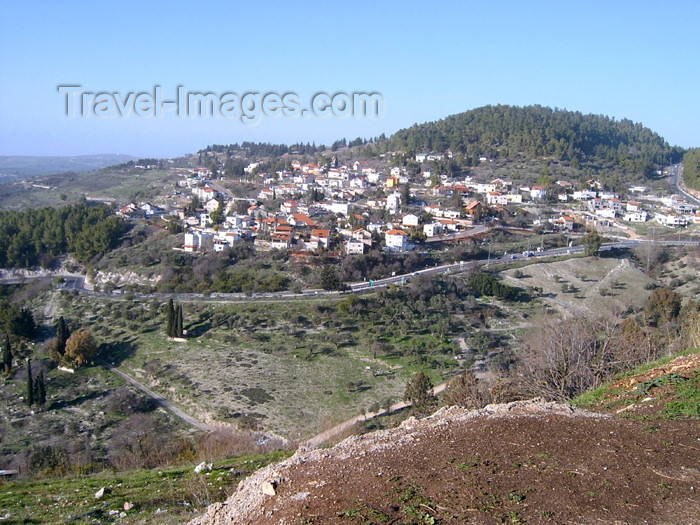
{"left": 682, "top": 148, "right": 700, "bottom": 190}
{"left": 0, "top": 200, "right": 129, "bottom": 268}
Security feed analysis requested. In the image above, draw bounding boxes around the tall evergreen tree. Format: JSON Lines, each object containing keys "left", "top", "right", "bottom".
{"left": 55, "top": 316, "right": 69, "bottom": 356}
{"left": 175, "top": 304, "right": 184, "bottom": 337}
{"left": 26, "top": 359, "right": 34, "bottom": 406}
{"left": 34, "top": 371, "right": 46, "bottom": 406}
{"left": 2, "top": 332, "right": 11, "bottom": 375}
{"left": 166, "top": 299, "right": 174, "bottom": 337}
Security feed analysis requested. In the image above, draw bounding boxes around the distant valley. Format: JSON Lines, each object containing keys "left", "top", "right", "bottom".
{"left": 0, "top": 153, "right": 136, "bottom": 180}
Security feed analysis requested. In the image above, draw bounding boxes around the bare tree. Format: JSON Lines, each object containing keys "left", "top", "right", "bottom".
{"left": 519, "top": 317, "right": 599, "bottom": 401}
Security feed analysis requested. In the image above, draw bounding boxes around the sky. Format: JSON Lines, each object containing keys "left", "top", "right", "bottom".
{"left": 1, "top": 0, "right": 699, "bottom": 158}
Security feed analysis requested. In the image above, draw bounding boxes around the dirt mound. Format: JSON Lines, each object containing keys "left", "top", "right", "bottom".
{"left": 189, "top": 399, "right": 699, "bottom": 524}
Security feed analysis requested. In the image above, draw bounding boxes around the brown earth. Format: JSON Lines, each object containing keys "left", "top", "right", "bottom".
{"left": 189, "top": 399, "right": 700, "bottom": 525}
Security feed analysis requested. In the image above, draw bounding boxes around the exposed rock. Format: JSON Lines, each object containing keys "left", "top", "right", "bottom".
{"left": 261, "top": 482, "right": 276, "bottom": 496}
{"left": 194, "top": 461, "right": 213, "bottom": 474}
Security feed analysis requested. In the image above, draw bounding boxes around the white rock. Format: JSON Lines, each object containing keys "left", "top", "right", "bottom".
{"left": 194, "top": 461, "right": 213, "bottom": 473}
{"left": 262, "top": 481, "right": 277, "bottom": 496}
{"left": 94, "top": 487, "right": 105, "bottom": 499}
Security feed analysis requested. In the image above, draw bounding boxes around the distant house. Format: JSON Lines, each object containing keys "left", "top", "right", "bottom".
{"left": 551, "top": 216, "right": 575, "bottom": 231}
{"left": 352, "top": 228, "right": 373, "bottom": 247}
{"left": 289, "top": 213, "right": 317, "bottom": 228}
{"left": 588, "top": 199, "right": 604, "bottom": 212}
{"left": 596, "top": 209, "right": 617, "bottom": 219}
{"left": 606, "top": 198, "right": 622, "bottom": 211}
{"left": 656, "top": 213, "right": 688, "bottom": 227}
{"left": 345, "top": 238, "right": 366, "bottom": 255}
{"left": 213, "top": 231, "right": 242, "bottom": 251}
{"left": 530, "top": 186, "right": 547, "bottom": 200}
{"left": 423, "top": 222, "right": 443, "bottom": 237}
{"left": 270, "top": 231, "right": 293, "bottom": 249}
{"left": 204, "top": 199, "right": 221, "bottom": 213}
{"left": 385, "top": 229, "right": 408, "bottom": 252}
{"left": 439, "top": 219, "right": 459, "bottom": 231}
{"left": 386, "top": 176, "right": 400, "bottom": 188}
{"left": 193, "top": 185, "right": 218, "bottom": 201}
{"left": 386, "top": 192, "right": 402, "bottom": 213}
{"left": 281, "top": 200, "right": 300, "bottom": 214}
{"left": 675, "top": 202, "right": 695, "bottom": 215}
{"left": 624, "top": 211, "right": 648, "bottom": 223}
{"left": 310, "top": 229, "right": 331, "bottom": 250}
{"left": 402, "top": 213, "right": 420, "bottom": 227}
{"left": 465, "top": 200, "right": 485, "bottom": 217}
{"left": 183, "top": 231, "right": 213, "bottom": 252}
{"left": 573, "top": 190, "right": 597, "bottom": 201}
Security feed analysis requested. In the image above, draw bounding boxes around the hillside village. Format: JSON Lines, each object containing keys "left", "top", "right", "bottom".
{"left": 115, "top": 153, "right": 699, "bottom": 260}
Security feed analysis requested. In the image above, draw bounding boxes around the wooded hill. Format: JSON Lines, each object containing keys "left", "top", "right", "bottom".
{"left": 384, "top": 104, "right": 684, "bottom": 177}
{"left": 682, "top": 148, "right": 700, "bottom": 190}
{"left": 0, "top": 200, "right": 129, "bottom": 268}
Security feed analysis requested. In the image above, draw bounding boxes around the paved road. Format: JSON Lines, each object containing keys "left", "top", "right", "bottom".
{"left": 670, "top": 162, "right": 700, "bottom": 207}
{"left": 3, "top": 240, "right": 698, "bottom": 303}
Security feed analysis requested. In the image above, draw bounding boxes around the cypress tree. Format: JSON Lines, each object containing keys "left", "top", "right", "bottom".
{"left": 166, "top": 299, "right": 174, "bottom": 337}
{"left": 176, "top": 304, "right": 184, "bottom": 337}
{"left": 2, "top": 333, "right": 11, "bottom": 375}
{"left": 34, "top": 371, "right": 46, "bottom": 406}
{"left": 55, "top": 316, "right": 69, "bottom": 356}
{"left": 26, "top": 359, "right": 34, "bottom": 406}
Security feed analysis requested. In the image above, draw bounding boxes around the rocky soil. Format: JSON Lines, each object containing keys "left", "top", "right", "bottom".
{"left": 189, "top": 398, "right": 699, "bottom": 525}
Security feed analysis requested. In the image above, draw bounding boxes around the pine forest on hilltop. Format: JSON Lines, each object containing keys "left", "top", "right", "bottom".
{"left": 385, "top": 104, "right": 684, "bottom": 177}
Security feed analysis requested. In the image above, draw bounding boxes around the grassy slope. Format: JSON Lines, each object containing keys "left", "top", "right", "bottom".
{"left": 0, "top": 450, "right": 290, "bottom": 525}
{"left": 573, "top": 348, "right": 700, "bottom": 419}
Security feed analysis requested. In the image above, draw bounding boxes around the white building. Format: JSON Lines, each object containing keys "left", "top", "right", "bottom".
{"left": 656, "top": 213, "right": 688, "bottom": 227}
{"left": 573, "top": 190, "right": 597, "bottom": 200}
{"left": 385, "top": 229, "right": 408, "bottom": 252}
{"left": 183, "top": 231, "right": 214, "bottom": 252}
{"left": 530, "top": 186, "right": 547, "bottom": 200}
{"left": 386, "top": 192, "right": 402, "bottom": 213}
{"left": 345, "top": 239, "right": 366, "bottom": 255}
{"left": 423, "top": 222, "right": 443, "bottom": 237}
{"left": 623, "top": 211, "right": 648, "bottom": 223}
{"left": 402, "top": 213, "right": 420, "bottom": 227}
{"left": 320, "top": 201, "right": 349, "bottom": 216}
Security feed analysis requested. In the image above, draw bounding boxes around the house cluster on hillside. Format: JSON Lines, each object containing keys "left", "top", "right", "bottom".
{"left": 162, "top": 162, "right": 487, "bottom": 255}
{"left": 116, "top": 159, "right": 699, "bottom": 258}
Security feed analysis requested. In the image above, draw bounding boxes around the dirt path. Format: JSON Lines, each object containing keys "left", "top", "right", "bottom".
{"left": 42, "top": 290, "right": 60, "bottom": 323}
{"left": 302, "top": 382, "right": 448, "bottom": 448}
{"left": 98, "top": 359, "right": 212, "bottom": 432}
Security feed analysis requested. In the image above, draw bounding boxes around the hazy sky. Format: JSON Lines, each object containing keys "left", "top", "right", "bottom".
{"left": 1, "top": 0, "right": 698, "bottom": 158}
